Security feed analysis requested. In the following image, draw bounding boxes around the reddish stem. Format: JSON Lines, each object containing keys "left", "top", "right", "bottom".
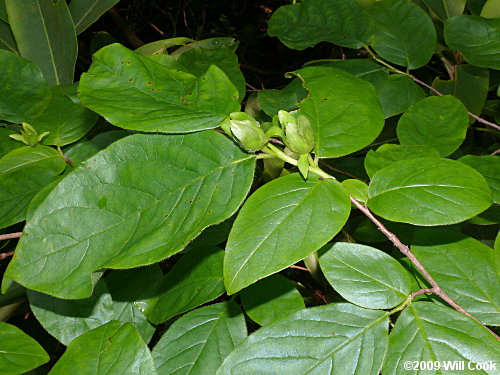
{"left": 0, "top": 232, "right": 22, "bottom": 241}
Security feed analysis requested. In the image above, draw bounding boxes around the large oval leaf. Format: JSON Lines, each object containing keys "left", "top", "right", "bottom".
{"left": 295, "top": 66, "right": 384, "bottom": 158}
{"left": 217, "top": 303, "right": 389, "bottom": 375}
{"left": 383, "top": 302, "right": 500, "bottom": 375}
{"left": 48, "top": 321, "right": 157, "bottom": 375}
{"left": 319, "top": 242, "right": 412, "bottom": 309}
{"left": 460, "top": 155, "right": 500, "bottom": 204}
{"left": 397, "top": 95, "right": 469, "bottom": 156}
{"left": 6, "top": 0, "right": 77, "bottom": 85}
{"left": 378, "top": 74, "right": 425, "bottom": 118}
{"left": 5, "top": 131, "right": 255, "bottom": 299}
{"left": 412, "top": 229, "right": 500, "bottom": 326}
{"left": 267, "top": 0, "right": 370, "bottom": 49}
{"left": 79, "top": 43, "right": 240, "bottom": 133}
{"left": 152, "top": 301, "right": 247, "bottom": 375}
{"left": 368, "top": 158, "right": 493, "bottom": 225}
{"left": 0, "top": 50, "right": 51, "bottom": 123}
{"left": 366, "top": 0, "right": 437, "bottom": 69}
{"left": 0, "top": 322, "right": 49, "bottom": 375}
{"left": 224, "top": 173, "right": 350, "bottom": 294}
{"left": 444, "top": 15, "right": 500, "bottom": 70}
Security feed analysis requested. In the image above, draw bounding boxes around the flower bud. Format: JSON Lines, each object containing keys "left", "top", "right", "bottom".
{"left": 282, "top": 113, "right": 314, "bottom": 155}
{"left": 9, "top": 123, "right": 49, "bottom": 146}
{"left": 229, "top": 112, "right": 268, "bottom": 151}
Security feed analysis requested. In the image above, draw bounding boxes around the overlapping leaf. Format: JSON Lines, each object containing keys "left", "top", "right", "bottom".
{"left": 5, "top": 131, "right": 255, "bottom": 299}
{"left": 218, "top": 304, "right": 389, "bottom": 375}
{"left": 460, "top": 155, "right": 500, "bottom": 204}
{"left": 79, "top": 43, "right": 240, "bottom": 133}
{"left": 69, "top": 0, "right": 120, "bottom": 35}
{"left": 224, "top": 173, "right": 350, "bottom": 294}
{"left": 378, "top": 75, "right": 425, "bottom": 118}
{"left": 368, "top": 158, "right": 493, "bottom": 225}
{"left": 153, "top": 301, "right": 246, "bottom": 375}
{"left": 294, "top": 66, "right": 384, "bottom": 158}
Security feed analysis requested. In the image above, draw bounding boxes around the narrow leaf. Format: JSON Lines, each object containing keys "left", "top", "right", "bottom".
{"left": 6, "top": 131, "right": 255, "bottom": 299}
{"left": 368, "top": 158, "right": 493, "bottom": 225}
{"left": 0, "top": 19, "right": 16, "bottom": 52}
{"left": 79, "top": 43, "right": 240, "bottom": 133}
{"left": 153, "top": 301, "right": 247, "bottom": 375}
{"left": 224, "top": 173, "right": 350, "bottom": 294}
{"left": 6, "top": 0, "right": 77, "bottom": 85}
{"left": 69, "top": 0, "right": 120, "bottom": 35}
{"left": 217, "top": 304, "right": 389, "bottom": 375}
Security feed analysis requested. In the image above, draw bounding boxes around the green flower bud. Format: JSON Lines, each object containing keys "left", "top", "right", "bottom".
{"left": 282, "top": 113, "right": 314, "bottom": 155}
{"left": 9, "top": 123, "right": 49, "bottom": 146}
{"left": 229, "top": 112, "right": 268, "bottom": 151}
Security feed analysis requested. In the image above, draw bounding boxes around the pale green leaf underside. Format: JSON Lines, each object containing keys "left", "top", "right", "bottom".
{"left": 6, "top": 131, "right": 255, "bottom": 299}
{"left": 383, "top": 302, "right": 500, "bottom": 375}
{"left": 412, "top": 229, "right": 500, "bottom": 325}
{"left": 368, "top": 158, "right": 493, "bottom": 225}
{"left": 319, "top": 242, "right": 412, "bottom": 309}
{"left": 0, "top": 322, "right": 49, "bottom": 375}
{"left": 48, "top": 321, "right": 157, "bottom": 375}
{"left": 217, "top": 303, "right": 389, "bottom": 375}
{"left": 224, "top": 173, "right": 350, "bottom": 294}
{"left": 79, "top": 43, "right": 240, "bottom": 133}
{"left": 153, "top": 301, "right": 246, "bottom": 375}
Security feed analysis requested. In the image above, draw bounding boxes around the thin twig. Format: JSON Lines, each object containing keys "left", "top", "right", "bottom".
{"left": 0, "top": 251, "right": 14, "bottom": 259}
{"left": 0, "top": 232, "right": 22, "bottom": 241}
{"left": 108, "top": 8, "right": 144, "bottom": 48}
{"left": 290, "top": 265, "right": 309, "bottom": 271}
{"left": 491, "top": 149, "right": 500, "bottom": 156}
{"left": 350, "top": 197, "right": 500, "bottom": 341}
{"left": 411, "top": 288, "right": 435, "bottom": 298}
{"left": 319, "top": 161, "right": 368, "bottom": 182}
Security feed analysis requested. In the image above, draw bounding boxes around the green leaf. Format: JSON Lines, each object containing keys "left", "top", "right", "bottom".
{"left": 444, "top": 15, "right": 500, "bottom": 70}
{"left": 368, "top": 158, "right": 493, "bottom": 225}
{"left": 319, "top": 242, "right": 412, "bottom": 309}
{"left": 0, "top": 127, "right": 22, "bottom": 157}
{"left": 152, "top": 301, "right": 246, "bottom": 375}
{"left": 104, "top": 265, "right": 163, "bottom": 343}
{"left": 135, "top": 37, "right": 193, "bottom": 55}
{"left": 267, "top": 0, "right": 371, "bottom": 49}
{"left": 30, "top": 87, "right": 98, "bottom": 146}
{"left": 378, "top": 74, "right": 425, "bottom": 118}
{"left": 240, "top": 274, "right": 305, "bottom": 326}
{"left": 6, "top": 0, "right": 77, "bottom": 85}
{"left": 0, "top": 50, "right": 51, "bottom": 123}
{"left": 481, "top": 0, "right": 500, "bottom": 18}
{"left": 294, "top": 66, "right": 384, "bottom": 158}
{"left": 224, "top": 173, "right": 350, "bottom": 294}
{"left": 5, "top": 131, "right": 255, "bottom": 299}
{"left": 383, "top": 302, "right": 500, "bottom": 374}
{"left": 412, "top": 228, "right": 500, "bottom": 325}
{"left": 0, "top": 19, "right": 17, "bottom": 52}
{"left": 432, "top": 64, "right": 489, "bottom": 117}
{"left": 397, "top": 95, "right": 469, "bottom": 156}
{"left": 258, "top": 78, "right": 308, "bottom": 117}
{"left": 138, "top": 246, "right": 225, "bottom": 324}
{"left": 68, "top": 0, "right": 120, "bottom": 35}
{"left": 217, "top": 303, "right": 389, "bottom": 375}
{"left": 0, "top": 145, "right": 65, "bottom": 228}
{"left": 79, "top": 44, "right": 240, "bottom": 133}
{"left": 366, "top": 0, "right": 437, "bottom": 69}
{"left": 421, "top": 0, "right": 466, "bottom": 19}
{"left": 459, "top": 155, "right": 500, "bottom": 204}
{"left": 0, "top": 322, "right": 49, "bottom": 375}
{"left": 341, "top": 179, "right": 369, "bottom": 204}
{"left": 48, "top": 321, "right": 157, "bottom": 375}
{"left": 27, "top": 280, "right": 114, "bottom": 346}
{"left": 364, "top": 144, "right": 441, "bottom": 179}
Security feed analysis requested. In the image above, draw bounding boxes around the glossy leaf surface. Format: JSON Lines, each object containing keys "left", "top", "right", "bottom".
{"left": 412, "top": 229, "right": 500, "bottom": 325}
{"left": 6, "top": 0, "right": 77, "bottom": 85}
{"left": 79, "top": 44, "right": 239, "bottom": 133}
{"left": 397, "top": 95, "right": 469, "bottom": 156}
{"left": 224, "top": 173, "right": 350, "bottom": 294}
{"left": 319, "top": 242, "right": 412, "bottom": 309}
{"left": 240, "top": 274, "right": 305, "bottom": 326}
{"left": 152, "top": 301, "right": 246, "bottom": 375}
{"left": 378, "top": 75, "right": 425, "bottom": 118}
{"left": 48, "top": 321, "right": 157, "bottom": 375}
{"left": 295, "top": 66, "right": 384, "bottom": 157}
{"left": 0, "top": 322, "right": 49, "bottom": 375}
{"left": 139, "top": 246, "right": 225, "bottom": 324}
{"left": 69, "top": 0, "right": 120, "bottom": 35}
{"left": 218, "top": 303, "right": 389, "bottom": 375}
{"left": 383, "top": 302, "right": 500, "bottom": 375}
{"left": 460, "top": 155, "right": 500, "bottom": 204}
{"left": 0, "top": 50, "right": 51, "bottom": 123}
{"left": 6, "top": 131, "right": 255, "bottom": 298}
{"left": 368, "top": 158, "right": 493, "bottom": 225}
